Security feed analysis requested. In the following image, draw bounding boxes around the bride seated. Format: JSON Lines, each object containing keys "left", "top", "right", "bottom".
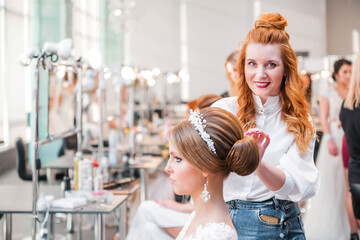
{"left": 165, "top": 107, "right": 268, "bottom": 240}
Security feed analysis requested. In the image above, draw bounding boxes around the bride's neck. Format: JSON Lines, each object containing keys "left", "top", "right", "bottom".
{"left": 191, "top": 178, "right": 227, "bottom": 222}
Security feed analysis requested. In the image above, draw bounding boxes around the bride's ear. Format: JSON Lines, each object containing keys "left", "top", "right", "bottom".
{"left": 202, "top": 171, "right": 210, "bottom": 178}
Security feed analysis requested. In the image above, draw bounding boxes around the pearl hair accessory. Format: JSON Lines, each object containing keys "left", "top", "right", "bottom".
{"left": 188, "top": 109, "right": 217, "bottom": 154}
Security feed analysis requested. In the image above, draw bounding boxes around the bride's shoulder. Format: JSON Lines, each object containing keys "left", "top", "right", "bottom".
{"left": 197, "top": 222, "right": 237, "bottom": 240}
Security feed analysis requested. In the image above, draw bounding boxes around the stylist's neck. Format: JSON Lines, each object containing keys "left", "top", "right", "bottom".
{"left": 259, "top": 96, "right": 268, "bottom": 105}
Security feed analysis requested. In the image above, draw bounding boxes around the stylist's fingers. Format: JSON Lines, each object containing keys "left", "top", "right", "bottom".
{"left": 257, "top": 133, "right": 270, "bottom": 159}
{"left": 246, "top": 129, "right": 267, "bottom": 143}
{"left": 245, "top": 128, "right": 261, "bottom": 143}
{"left": 245, "top": 128, "right": 262, "bottom": 136}
{"left": 262, "top": 133, "right": 270, "bottom": 149}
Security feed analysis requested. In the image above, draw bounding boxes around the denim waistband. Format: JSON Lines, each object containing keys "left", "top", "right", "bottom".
{"left": 226, "top": 198, "right": 297, "bottom": 210}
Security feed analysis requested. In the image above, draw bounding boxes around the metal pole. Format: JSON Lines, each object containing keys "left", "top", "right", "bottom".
{"left": 118, "top": 202, "right": 127, "bottom": 240}
{"left": 163, "top": 74, "right": 167, "bottom": 118}
{"left": 31, "top": 57, "right": 42, "bottom": 240}
{"left": 39, "top": 129, "right": 78, "bottom": 146}
{"left": 2, "top": 213, "right": 12, "bottom": 240}
{"left": 98, "top": 73, "right": 104, "bottom": 162}
{"left": 0, "top": 0, "right": 9, "bottom": 146}
{"left": 98, "top": 72, "right": 110, "bottom": 182}
{"left": 94, "top": 214, "right": 105, "bottom": 240}
{"left": 139, "top": 78, "right": 145, "bottom": 131}
{"left": 128, "top": 82, "right": 135, "bottom": 161}
{"left": 76, "top": 67, "right": 83, "bottom": 155}
{"left": 140, "top": 168, "right": 148, "bottom": 202}
{"left": 116, "top": 81, "right": 123, "bottom": 143}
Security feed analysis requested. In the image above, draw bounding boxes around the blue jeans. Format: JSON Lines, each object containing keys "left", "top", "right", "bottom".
{"left": 226, "top": 198, "right": 305, "bottom": 240}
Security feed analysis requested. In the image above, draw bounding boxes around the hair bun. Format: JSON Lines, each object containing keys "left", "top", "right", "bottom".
{"left": 255, "top": 12, "right": 288, "bottom": 31}
{"left": 225, "top": 136, "right": 260, "bottom": 176}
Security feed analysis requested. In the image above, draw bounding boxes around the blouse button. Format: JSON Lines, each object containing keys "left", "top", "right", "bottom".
{"left": 258, "top": 108, "right": 266, "bottom": 115}
{"left": 279, "top": 233, "right": 285, "bottom": 238}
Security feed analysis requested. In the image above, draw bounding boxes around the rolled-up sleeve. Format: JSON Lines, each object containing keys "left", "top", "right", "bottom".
{"left": 274, "top": 136, "right": 321, "bottom": 202}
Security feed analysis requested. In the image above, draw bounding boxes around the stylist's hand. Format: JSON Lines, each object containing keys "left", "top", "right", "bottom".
{"left": 327, "top": 138, "right": 338, "bottom": 156}
{"left": 245, "top": 128, "right": 270, "bottom": 160}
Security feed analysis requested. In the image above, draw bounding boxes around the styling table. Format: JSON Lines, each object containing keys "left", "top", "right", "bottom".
{"left": 0, "top": 185, "right": 128, "bottom": 240}
{"left": 43, "top": 154, "right": 164, "bottom": 203}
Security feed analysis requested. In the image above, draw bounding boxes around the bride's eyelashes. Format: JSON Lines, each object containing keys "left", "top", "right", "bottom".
{"left": 174, "top": 156, "right": 182, "bottom": 163}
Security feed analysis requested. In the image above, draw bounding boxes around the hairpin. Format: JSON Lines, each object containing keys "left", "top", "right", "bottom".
{"left": 188, "top": 110, "right": 216, "bottom": 154}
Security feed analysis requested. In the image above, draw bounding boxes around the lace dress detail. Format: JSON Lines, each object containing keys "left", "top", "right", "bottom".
{"left": 321, "top": 84, "right": 343, "bottom": 122}
{"left": 176, "top": 212, "right": 237, "bottom": 240}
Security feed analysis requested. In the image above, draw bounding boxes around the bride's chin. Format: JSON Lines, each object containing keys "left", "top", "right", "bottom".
{"left": 173, "top": 188, "right": 186, "bottom": 196}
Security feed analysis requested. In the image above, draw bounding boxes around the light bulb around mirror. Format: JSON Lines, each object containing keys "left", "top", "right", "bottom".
{"left": 104, "top": 72, "right": 112, "bottom": 80}
{"left": 320, "top": 70, "right": 330, "bottom": 79}
{"left": 147, "top": 78, "right": 156, "bottom": 86}
{"left": 178, "top": 69, "right": 190, "bottom": 81}
{"left": 140, "top": 69, "right": 153, "bottom": 80}
{"left": 84, "top": 69, "right": 96, "bottom": 91}
{"left": 56, "top": 70, "right": 66, "bottom": 79}
{"left": 88, "top": 48, "right": 102, "bottom": 69}
{"left": 19, "top": 53, "right": 32, "bottom": 66}
{"left": 19, "top": 49, "right": 39, "bottom": 66}
{"left": 58, "top": 38, "right": 72, "bottom": 60}
{"left": 166, "top": 73, "right": 178, "bottom": 84}
{"left": 42, "top": 42, "right": 59, "bottom": 54}
{"left": 121, "top": 66, "right": 136, "bottom": 81}
{"left": 114, "top": 9, "right": 122, "bottom": 16}
{"left": 62, "top": 81, "right": 70, "bottom": 88}
{"left": 152, "top": 67, "right": 161, "bottom": 76}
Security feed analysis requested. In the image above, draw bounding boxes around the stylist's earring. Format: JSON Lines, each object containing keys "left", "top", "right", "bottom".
{"left": 200, "top": 178, "right": 211, "bottom": 202}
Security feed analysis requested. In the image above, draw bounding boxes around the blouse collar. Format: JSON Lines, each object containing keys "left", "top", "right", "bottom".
{"left": 253, "top": 94, "right": 281, "bottom": 115}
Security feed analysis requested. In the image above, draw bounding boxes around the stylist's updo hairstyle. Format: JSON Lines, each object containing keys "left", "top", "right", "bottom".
{"left": 167, "top": 107, "right": 260, "bottom": 177}
{"left": 331, "top": 59, "right": 352, "bottom": 81}
{"left": 236, "top": 12, "right": 315, "bottom": 153}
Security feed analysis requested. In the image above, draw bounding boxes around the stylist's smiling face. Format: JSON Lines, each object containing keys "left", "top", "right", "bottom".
{"left": 164, "top": 141, "right": 203, "bottom": 196}
{"left": 245, "top": 43, "right": 285, "bottom": 104}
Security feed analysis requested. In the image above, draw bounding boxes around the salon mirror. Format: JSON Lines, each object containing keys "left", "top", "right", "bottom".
{"left": 48, "top": 68, "right": 77, "bottom": 136}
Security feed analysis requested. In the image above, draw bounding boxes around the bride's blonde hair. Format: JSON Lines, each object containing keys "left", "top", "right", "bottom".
{"left": 168, "top": 107, "right": 260, "bottom": 177}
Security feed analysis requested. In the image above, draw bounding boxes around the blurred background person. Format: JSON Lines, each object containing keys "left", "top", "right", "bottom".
{"left": 304, "top": 58, "right": 352, "bottom": 240}
{"left": 301, "top": 71, "right": 312, "bottom": 107}
{"left": 340, "top": 54, "right": 360, "bottom": 240}
{"left": 221, "top": 50, "right": 240, "bottom": 98}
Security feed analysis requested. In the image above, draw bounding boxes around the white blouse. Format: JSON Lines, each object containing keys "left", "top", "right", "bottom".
{"left": 212, "top": 95, "right": 320, "bottom": 202}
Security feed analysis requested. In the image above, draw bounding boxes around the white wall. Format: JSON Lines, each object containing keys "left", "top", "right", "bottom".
{"left": 129, "top": 0, "right": 181, "bottom": 71}
{"left": 128, "top": 0, "right": 327, "bottom": 100}
{"left": 326, "top": 0, "right": 360, "bottom": 55}
{"left": 73, "top": 0, "right": 100, "bottom": 57}
{"left": 0, "top": 0, "right": 29, "bottom": 145}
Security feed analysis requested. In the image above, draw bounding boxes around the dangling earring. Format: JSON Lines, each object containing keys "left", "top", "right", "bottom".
{"left": 200, "top": 177, "right": 211, "bottom": 203}
{"left": 282, "top": 74, "right": 287, "bottom": 85}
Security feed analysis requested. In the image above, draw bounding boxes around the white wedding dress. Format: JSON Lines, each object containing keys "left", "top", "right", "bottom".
{"left": 303, "top": 84, "right": 350, "bottom": 240}
{"left": 176, "top": 212, "right": 237, "bottom": 240}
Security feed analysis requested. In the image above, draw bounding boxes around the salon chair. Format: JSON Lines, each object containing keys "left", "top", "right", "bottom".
{"left": 15, "top": 137, "right": 64, "bottom": 182}
{"left": 16, "top": 137, "right": 47, "bottom": 181}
